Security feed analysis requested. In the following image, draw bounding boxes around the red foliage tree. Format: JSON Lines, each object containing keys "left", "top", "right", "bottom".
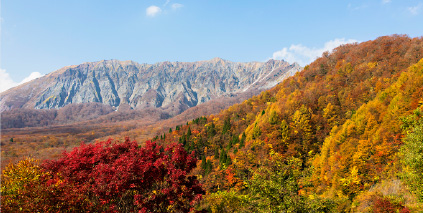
{"left": 42, "top": 137, "right": 204, "bottom": 212}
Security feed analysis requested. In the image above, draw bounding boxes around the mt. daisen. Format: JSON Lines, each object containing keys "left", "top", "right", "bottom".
{"left": 0, "top": 58, "right": 301, "bottom": 116}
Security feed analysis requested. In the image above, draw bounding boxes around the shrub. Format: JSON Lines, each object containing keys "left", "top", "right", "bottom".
{"left": 2, "top": 138, "right": 205, "bottom": 212}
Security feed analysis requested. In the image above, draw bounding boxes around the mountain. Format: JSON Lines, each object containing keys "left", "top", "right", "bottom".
{"left": 0, "top": 58, "right": 301, "bottom": 115}
{"left": 0, "top": 57, "right": 300, "bottom": 165}
{"left": 3, "top": 35, "right": 423, "bottom": 212}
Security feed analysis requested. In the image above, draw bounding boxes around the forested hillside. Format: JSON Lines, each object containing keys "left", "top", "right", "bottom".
{"left": 153, "top": 35, "right": 423, "bottom": 212}
{"left": 2, "top": 35, "right": 423, "bottom": 212}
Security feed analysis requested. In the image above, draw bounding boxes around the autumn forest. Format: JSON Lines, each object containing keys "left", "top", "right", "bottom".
{"left": 2, "top": 35, "right": 423, "bottom": 212}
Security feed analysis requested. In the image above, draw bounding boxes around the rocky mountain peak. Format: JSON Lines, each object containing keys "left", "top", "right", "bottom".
{"left": 209, "top": 57, "right": 227, "bottom": 64}
{"left": 0, "top": 58, "right": 302, "bottom": 114}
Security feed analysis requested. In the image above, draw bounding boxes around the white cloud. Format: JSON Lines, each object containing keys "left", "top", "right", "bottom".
{"left": 408, "top": 4, "right": 422, "bottom": 15}
{"left": 0, "top": 69, "right": 18, "bottom": 93}
{"left": 171, "top": 3, "right": 183, "bottom": 10}
{"left": 0, "top": 69, "right": 44, "bottom": 93}
{"left": 272, "top": 38, "right": 358, "bottom": 66}
{"left": 146, "top": 2, "right": 183, "bottom": 17}
{"left": 21, "top": 72, "right": 43, "bottom": 84}
{"left": 382, "top": 0, "right": 391, "bottom": 4}
{"left": 146, "top": 5, "right": 162, "bottom": 17}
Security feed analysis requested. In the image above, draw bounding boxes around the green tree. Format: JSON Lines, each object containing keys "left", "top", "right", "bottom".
{"left": 201, "top": 155, "right": 207, "bottom": 171}
{"left": 220, "top": 149, "right": 227, "bottom": 168}
{"left": 229, "top": 135, "right": 239, "bottom": 149}
{"left": 268, "top": 110, "right": 279, "bottom": 125}
{"left": 400, "top": 109, "right": 423, "bottom": 201}
{"left": 252, "top": 123, "right": 261, "bottom": 140}
{"left": 205, "top": 160, "right": 213, "bottom": 175}
{"left": 187, "top": 127, "right": 192, "bottom": 138}
{"left": 240, "top": 133, "right": 246, "bottom": 148}
{"left": 208, "top": 123, "right": 217, "bottom": 137}
{"left": 245, "top": 155, "right": 306, "bottom": 212}
{"left": 222, "top": 117, "right": 231, "bottom": 134}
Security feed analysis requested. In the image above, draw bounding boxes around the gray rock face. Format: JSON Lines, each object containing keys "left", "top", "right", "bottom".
{"left": 0, "top": 58, "right": 301, "bottom": 113}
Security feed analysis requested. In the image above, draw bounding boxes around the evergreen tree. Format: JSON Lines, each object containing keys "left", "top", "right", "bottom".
{"left": 240, "top": 132, "right": 246, "bottom": 148}
{"left": 232, "top": 135, "right": 239, "bottom": 146}
{"left": 187, "top": 127, "right": 192, "bottom": 139}
{"left": 207, "top": 123, "right": 216, "bottom": 137}
{"left": 201, "top": 155, "right": 207, "bottom": 171}
{"left": 219, "top": 149, "right": 227, "bottom": 167}
{"left": 222, "top": 117, "right": 231, "bottom": 134}
{"left": 225, "top": 155, "right": 232, "bottom": 166}
{"left": 180, "top": 133, "right": 187, "bottom": 146}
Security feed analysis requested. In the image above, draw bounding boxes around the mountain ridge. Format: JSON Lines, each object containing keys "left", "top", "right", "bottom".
{"left": 0, "top": 58, "right": 301, "bottom": 115}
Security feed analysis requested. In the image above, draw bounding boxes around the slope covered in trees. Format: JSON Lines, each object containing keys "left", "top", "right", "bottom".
{"left": 2, "top": 35, "right": 423, "bottom": 212}
{"left": 152, "top": 35, "right": 423, "bottom": 211}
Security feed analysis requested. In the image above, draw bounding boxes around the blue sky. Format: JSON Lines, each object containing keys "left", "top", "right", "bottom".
{"left": 1, "top": 0, "right": 422, "bottom": 92}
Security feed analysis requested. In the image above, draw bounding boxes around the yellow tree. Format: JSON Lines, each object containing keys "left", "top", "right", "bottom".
{"left": 323, "top": 102, "right": 338, "bottom": 129}
{"left": 1, "top": 158, "right": 46, "bottom": 210}
{"left": 291, "top": 105, "right": 314, "bottom": 154}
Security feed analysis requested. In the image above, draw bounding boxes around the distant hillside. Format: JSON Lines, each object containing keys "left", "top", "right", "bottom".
{"left": 0, "top": 58, "right": 301, "bottom": 115}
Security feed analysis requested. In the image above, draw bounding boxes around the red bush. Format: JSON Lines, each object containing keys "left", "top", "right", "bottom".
{"left": 42, "top": 137, "right": 204, "bottom": 212}
{"left": 372, "top": 197, "right": 410, "bottom": 213}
